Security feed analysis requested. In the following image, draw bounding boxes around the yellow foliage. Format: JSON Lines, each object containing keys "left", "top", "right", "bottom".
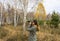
{"left": 34, "top": 2, "right": 46, "bottom": 20}
{"left": 34, "top": 11, "right": 40, "bottom": 19}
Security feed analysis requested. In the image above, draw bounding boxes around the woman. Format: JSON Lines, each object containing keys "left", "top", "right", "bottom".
{"left": 27, "top": 20, "right": 39, "bottom": 41}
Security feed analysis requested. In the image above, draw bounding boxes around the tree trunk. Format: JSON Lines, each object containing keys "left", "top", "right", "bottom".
{"left": 14, "top": 10, "right": 17, "bottom": 27}
{"left": 0, "top": 13, "right": 2, "bottom": 26}
{"left": 23, "top": 10, "right": 27, "bottom": 32}
{"left": 6, "top": 14, "right": 10, "bottom": 24}
{"left": 0, "top": 7, "right": 2, "bottom": 26}
{"left": 22, "top": 0, "right": 28, "bottom": 32}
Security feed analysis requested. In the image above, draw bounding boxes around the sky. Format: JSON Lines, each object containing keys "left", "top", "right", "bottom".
{"left": 43, "top": 0, "right": 60, "bottom": 14}
{"left": 0, "top": 0, "right": 60, "bottom": 14}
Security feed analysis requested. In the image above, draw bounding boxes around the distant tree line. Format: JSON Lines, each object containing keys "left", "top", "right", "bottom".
{"left": 0, "top": 3, "right": 34, "bottom": 27}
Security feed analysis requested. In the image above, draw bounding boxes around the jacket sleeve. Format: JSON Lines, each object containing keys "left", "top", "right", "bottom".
{"left": 27, "top": 25, "right": 35, "bottom": 31}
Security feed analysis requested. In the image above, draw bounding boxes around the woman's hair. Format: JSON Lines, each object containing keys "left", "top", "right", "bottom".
{"left": 30, "top": 20, "right": 38, "bottom": 27}
{"left": 33, "top": 20, "right": 38, "bottom": 26}
{"left": 33, "top": 20, "right": 39, "bottom": 31}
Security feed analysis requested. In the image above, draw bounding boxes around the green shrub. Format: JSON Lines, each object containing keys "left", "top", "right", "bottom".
{"left": 38, "top": 20, "right": 44, "bottom": 25}
{"left": 50, "top": 11, "right": 60, "bottom": 28}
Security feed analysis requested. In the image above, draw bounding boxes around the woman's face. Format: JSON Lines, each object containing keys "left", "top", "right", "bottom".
{"left": 32, "top": 22, "right": 35, "bottom": 25}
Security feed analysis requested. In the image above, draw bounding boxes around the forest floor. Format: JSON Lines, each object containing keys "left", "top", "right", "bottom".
{"left": 0, "top": 25, "right": 60, "bottom": 41}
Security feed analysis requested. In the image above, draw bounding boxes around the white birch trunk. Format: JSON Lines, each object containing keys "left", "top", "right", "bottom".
{"left": 13, "top": 0, "right": 18, "bottom": 27}
{"left": 6, "top": 5, "right": 11, "bottom": 24}
{"left": 6, "top": 8, "right": 9, "bottom": 24}
{"left": 6, "top": 15, "right": 9, "bottom": 24}
{"left": 16, "top": 14, "right": 19, "bottom": 25}
{"left": 23, "top": 9, "right": 27, "bottom": 31}
{"left": 0, "top": 6, "right": 2, "bottom": 26}
{"left": 14, "top": 10, "right": 17, "bottom": 27}
{"left": 0, "top": 16, "right": 1, "bottom": 26}
{"left": 6, "top": 13, "right": 10, "bottom": 24}
{"left": 22, "top": 0, "right": 28, "bottom": 32}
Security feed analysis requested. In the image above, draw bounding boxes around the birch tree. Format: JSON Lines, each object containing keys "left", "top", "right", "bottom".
{"left": 0, "top": 3, "right": 2, "bottom": 26}
{"left": 14, "top": 9, "right": 17, "bottom": 27}
{"left": 0, "top": 3, "right": 3, "bottom": 26}
{"left": 14, "top": 0, "right": 18, "bottom": 27}
{"left": 6, "top": 4, "right": 11, "bottom": 24}
{"left": 18, "top": 0, "right": 28, "bottom": 32}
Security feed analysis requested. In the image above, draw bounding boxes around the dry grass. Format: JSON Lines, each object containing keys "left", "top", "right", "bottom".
{"left": 0, "top": 25, "right": 60, "bottom": 41}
